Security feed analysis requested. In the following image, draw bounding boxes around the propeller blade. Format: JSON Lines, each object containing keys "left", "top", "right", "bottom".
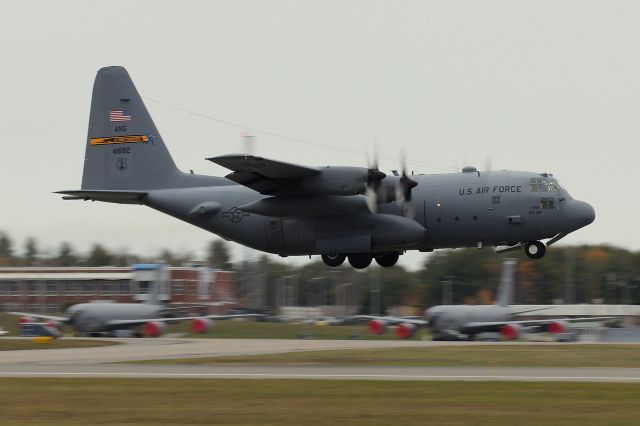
{"left": 397, "top": 149, "right": 418, "bottom": 218}
{"left": 365, "top": 145, "right": 385, "bottom": 213}
{"left": 365, "top": 187, "right": 377, "bottom": 213}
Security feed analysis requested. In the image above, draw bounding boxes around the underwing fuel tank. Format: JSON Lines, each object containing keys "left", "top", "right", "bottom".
{"left": 280, "top": 213, "right": 427, "bottom": 254}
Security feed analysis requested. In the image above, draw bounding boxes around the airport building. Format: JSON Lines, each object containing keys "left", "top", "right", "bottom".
{"left": 0, "top": 264, "right": 235, "bottom": 313}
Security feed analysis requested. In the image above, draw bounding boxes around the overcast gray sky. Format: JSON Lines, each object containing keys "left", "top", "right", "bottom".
{"left": 1, "top": 1, "right": 638, "bottom": 268}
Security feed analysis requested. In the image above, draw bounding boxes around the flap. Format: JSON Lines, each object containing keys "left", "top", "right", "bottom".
{"left": 207, "top": 154, "right": 320, "bottom": 194}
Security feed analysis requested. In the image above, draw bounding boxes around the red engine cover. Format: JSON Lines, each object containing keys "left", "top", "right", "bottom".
{"left": 547, "top": 320, "right": 570, "bottom": 334}
{"left": 143, "top": 321, "right": 167, "bottom": 337}
{"left": 367, "top": 319, "right": 387, "bottom": 335}
{"left": 500, "top": 323, "right": 521, "bottom": 340}
{"left": 18, "top": 316, "right": 35, "bottom": 324}
{"left": 190, "top": 318, "right": 214, "bottom": 334}
{"left": 395, "top": 323, "right": 416, "bottom": 339}
{"left": 47, "top": 320, "right": 63, "bottom": 330}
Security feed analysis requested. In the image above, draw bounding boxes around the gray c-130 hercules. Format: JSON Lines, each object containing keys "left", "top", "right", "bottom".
{"left": 59, "top": 66, "right": 595, "bottom": 269}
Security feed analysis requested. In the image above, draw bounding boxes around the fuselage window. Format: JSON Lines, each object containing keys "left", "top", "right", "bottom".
{"left": 492, "top": 195, "right": 501, "bottom": 204}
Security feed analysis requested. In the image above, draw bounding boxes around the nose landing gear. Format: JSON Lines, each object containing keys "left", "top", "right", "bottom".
{"left": 524, "top": 241, "right": 546, "bottom": 259}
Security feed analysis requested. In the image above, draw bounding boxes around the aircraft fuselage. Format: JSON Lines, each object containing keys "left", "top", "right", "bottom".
{"left": 144, "top": 169, "right": 594, "bottom": 257}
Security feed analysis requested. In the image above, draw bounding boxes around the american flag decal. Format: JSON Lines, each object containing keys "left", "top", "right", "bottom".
{"left": 109, "top": 109, "right": 131, "bottom": 122}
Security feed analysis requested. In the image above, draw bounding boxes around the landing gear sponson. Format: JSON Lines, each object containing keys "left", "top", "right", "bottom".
{"left": 321, "top": 252, "right": 400, "bottom": 269}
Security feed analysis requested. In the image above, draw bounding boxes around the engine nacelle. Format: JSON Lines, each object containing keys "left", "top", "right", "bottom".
{"left": 301, "top": 166, "right": 369, "bottom": 195}
{"left": 18, "top": 316, "right": 35, "bottom": 324}
{"left": 500, "top": 323, "right": 522, "bottom": 340}
{"left": 190, "top": 318, "right": 214, "bottom": 334}
{"left": 395, "top": 323, "right": 416, "bottom": 339}
{"left": 143, "top": 321, "right": 167, "bottom": 337}
{"left": 367, "top": 319, "right": 388, "bottom": 335}
{"left": 547, "top": 320, "right": 571, "bottom": 334}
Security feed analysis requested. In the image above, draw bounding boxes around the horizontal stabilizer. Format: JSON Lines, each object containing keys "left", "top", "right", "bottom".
{"left": 56, "top": 190, "right": 148, "bottom": 204}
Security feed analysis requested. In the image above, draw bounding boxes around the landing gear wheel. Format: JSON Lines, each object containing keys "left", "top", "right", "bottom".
{"left": 348, "top": 254, "right": 373, "bottom": 269}
{"left": 375, "top": 252, "right": 400, "bottom": 267}
{"left": 321, "top": 254, "right": 346, "bottom": 267}
{"left": 524, "top": 241, "right": 546, "bottom": 259}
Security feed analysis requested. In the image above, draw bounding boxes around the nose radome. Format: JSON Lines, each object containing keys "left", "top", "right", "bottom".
{"left": 567, "top": 200, "right": 595, "bottom": 229}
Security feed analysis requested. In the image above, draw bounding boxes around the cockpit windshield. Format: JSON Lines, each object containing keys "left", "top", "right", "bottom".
{"left": 529, "top": 176, "right": 561, "bottom": 192}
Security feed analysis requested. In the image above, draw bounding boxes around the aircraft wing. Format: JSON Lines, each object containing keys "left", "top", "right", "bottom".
{"left": 461, "top": 316, "right": 615, "bottom": 335}
{"left": 8, "top": 312, "right": 70, "bottom": 323}
{"left": 207, "top": 154, "right": 320, "bottom": 194}
{"left": 105, "top": 314, "right": 263, "bottom": 329}
{"left": 351, "top": 315, "right": 428, "bottom": 326}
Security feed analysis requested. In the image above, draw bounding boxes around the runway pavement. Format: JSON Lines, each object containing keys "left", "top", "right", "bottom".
{"left": 2, "top": 337, "right": 640, "bottom": 382}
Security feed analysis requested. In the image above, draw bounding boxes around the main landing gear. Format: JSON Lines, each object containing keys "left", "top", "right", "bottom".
{"left": 321, "top": 254, "right": 346, "bottom": 267}
{"left": 524, "top": 241, "right": 546, "bottom": 259}
{"left": 321, "top": 252, "right": 401, "bottom": 269}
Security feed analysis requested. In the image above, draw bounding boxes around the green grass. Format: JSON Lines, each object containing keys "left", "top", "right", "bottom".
{"left": 0, "top": 339, "right": 117, "bottom": 351}
{"left": 168, "top": 318, "right": 422, "bottom": 340}
{"left": 129, "top": 344, "right": 640, "bottom": 368}
{"left": 1, "top": 379, "right": 639, "bottom": 425}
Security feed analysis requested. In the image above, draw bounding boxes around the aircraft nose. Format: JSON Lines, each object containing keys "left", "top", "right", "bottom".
{"left": 566, "top": 200, "right": 595, "bottom": 230}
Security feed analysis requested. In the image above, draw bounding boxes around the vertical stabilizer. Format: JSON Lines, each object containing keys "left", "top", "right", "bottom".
{"left": 82, "top": 66, "right": 181, "bottom": 190}
{"left": 495, "top": 259, "right": 517, "bottom": 307}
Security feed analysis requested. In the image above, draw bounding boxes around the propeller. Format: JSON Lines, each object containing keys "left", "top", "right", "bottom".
{"left": 365, "top": 147, "right": 386, "bottom": 213}
{"left": 396, "top": 150, "right": 417, "bottom": 218}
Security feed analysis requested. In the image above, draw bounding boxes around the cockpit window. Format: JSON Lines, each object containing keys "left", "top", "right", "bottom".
{"left": 540, "top": 197, "right": 555, "bottom": 209}
{"left": 530, "top": 177, "right": 560, "bottom": 192}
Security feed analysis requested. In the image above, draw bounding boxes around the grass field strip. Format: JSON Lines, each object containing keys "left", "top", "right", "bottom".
{"left": 2, "top": 370, "right": 640, "bottom": 382}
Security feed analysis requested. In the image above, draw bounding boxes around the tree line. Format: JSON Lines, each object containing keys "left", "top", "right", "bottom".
{"left": 1, "top": 230, "right": 638, "bottom": 309}
{"left": 0, "top": 231, "right": 232, "bottom": 270}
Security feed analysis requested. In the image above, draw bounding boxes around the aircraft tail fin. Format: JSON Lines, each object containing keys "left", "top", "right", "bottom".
{"left": 81, "top": 66, "right": 182, "bottom": 191}
{"left": 495, "top": 259, "right": 517, "bottom": 307}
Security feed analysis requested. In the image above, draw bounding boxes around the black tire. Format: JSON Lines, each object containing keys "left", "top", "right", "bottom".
{"left": 524, "top": 241, "right": 546, "bottom": 259}
{"left": 348, "top": 254, "right": 372, "bottom": 269}
{"left": 321, "top": 254, "right": 346, "bottom": 267}
{"left": 375, "top": 252, "right": 400, "bottom": 267}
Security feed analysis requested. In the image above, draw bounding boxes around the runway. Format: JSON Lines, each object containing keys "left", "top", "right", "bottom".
{"left": 2, "top": 363, "right": 640, "bottom": 382}
{"left": 2, "top": 337, "right": 640, "bottom": 382}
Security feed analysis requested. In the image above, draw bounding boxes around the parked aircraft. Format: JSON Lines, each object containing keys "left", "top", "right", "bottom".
{"left": 10, "top": 282, "right": 252, "bottom": 337}
{"left": 58, "top": 67, "right": 595, "bottom": 269}
{"left": 360, "top": 259, "right": 612, "bottom": 340}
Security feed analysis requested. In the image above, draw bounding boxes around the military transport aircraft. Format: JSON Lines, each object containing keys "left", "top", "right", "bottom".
{"left": 10, "top": 283, "right": 253, "bottom": 337}
{"left": 58, "top": 66, "right": 595, "bottom": 269}
{"left": 359, "top": 259, "right": 612, "bottom": 340}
